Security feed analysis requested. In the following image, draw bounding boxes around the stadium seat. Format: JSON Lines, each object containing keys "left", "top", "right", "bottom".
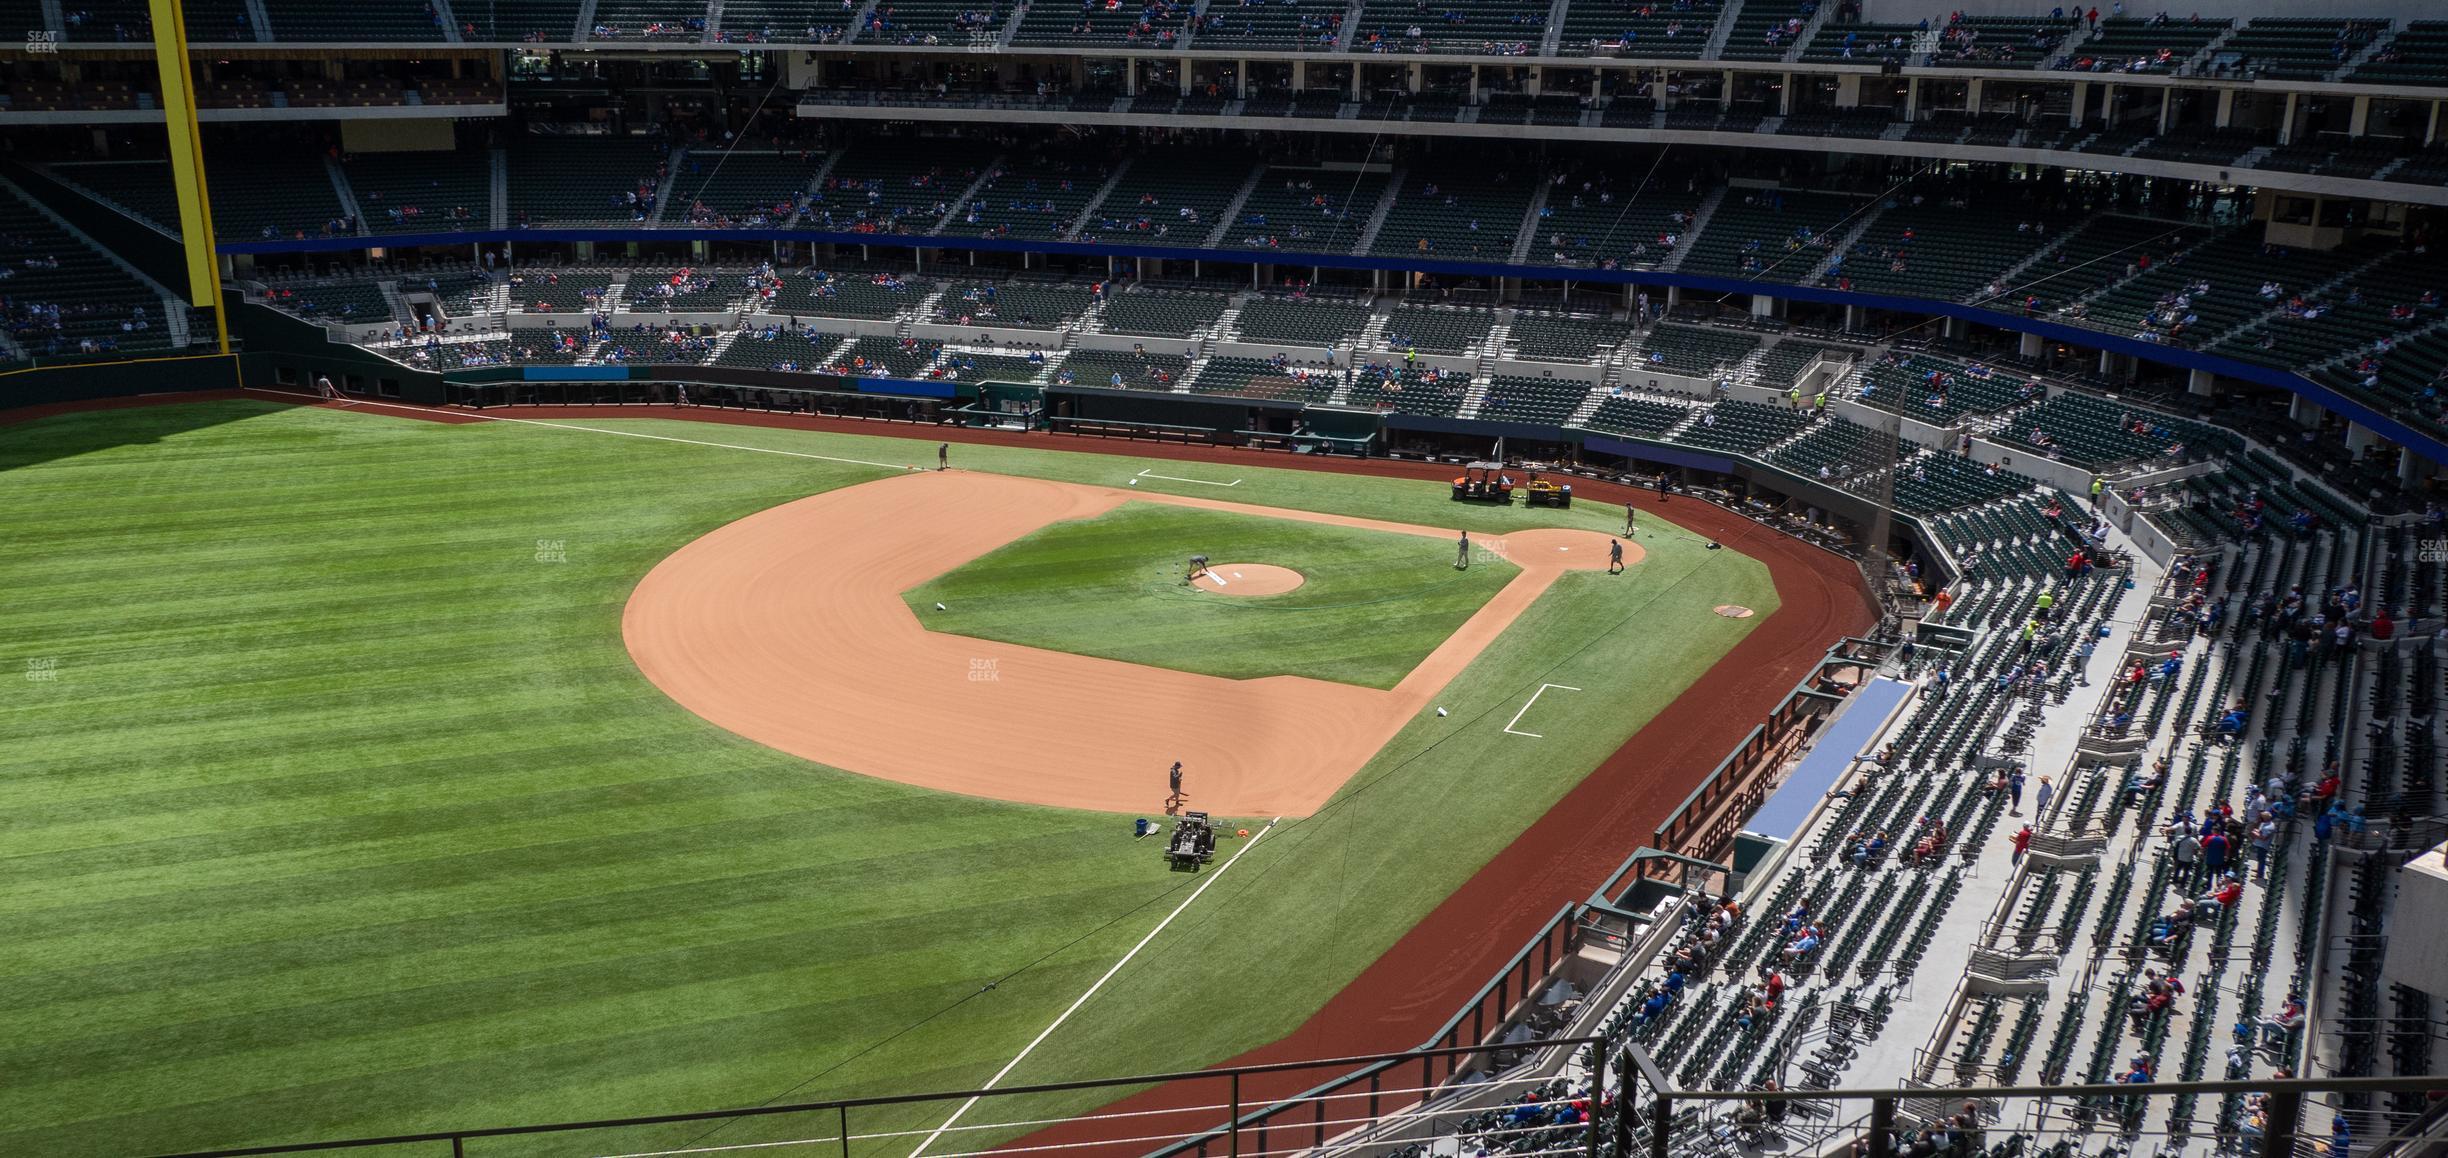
{"left": 1346, "top": 361, "right": 1469, "bottom": 415}
{"left": 669, "top": 149, "right": 821, "bottom": 227}
{"left": 1346, "top": 0, "right": 1547, "bottom": 54}
{"left": 1073, "top": 149, "right": 1250, "bottom": 248}
{"left": 1100, "top": 292, "right": 1230, "bottom": 338}
{"left": 1367, "top": 172, "right": 1533, "bottom": 261}
{"left": 2058, "top": 15, "right": 2229, "bottom": 73}
{"left": 1190, "top": 355, "right": 1341, "bottom": 402}
{"left": 1554, "top": 0, "right": 1716, "bottom": 59}
{"left": 1631, "top": 322, "right": 1759, "bottom": 378}
{"left": 1510, "top": 312, "right": 1635, "bottom": 363}
{"left": 1580, "top": 392, "right": 1693, "bottom": 437}
{"left": 1232, "top": 295, "right": 1372, "bottom": 347}
{"left": 1676, "top": 189, "right": 1868, "bottom": 284}
{"left": 715, "top": 327, "right": 840, "bottom": 371}
{"left": 1380, "top": 304, "right": 1495, "bottom": 355}
{"left": 347, "top": 150, "right": 492, "bottom": 235}
{"left": 506, "top": 136, "right": 669, "bottom": 226}
{"left": 1675, "top": 398, "right": 1810, "bottom": 453}
{"left": 1479, "top": 374, "right": 1595, "bottom": 423}
{"left": 1226, "top": 167, "right": 1390, "bottom": 255}
{"left": 1058, "top": 346, "right": 1191, "bottom": 389}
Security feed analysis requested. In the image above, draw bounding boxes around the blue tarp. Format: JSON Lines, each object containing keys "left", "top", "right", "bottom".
{"left": 856, "top": 376, "right": 957, "bottom": 398}
{"left": 1744, "top": 676, "right": 1914, "bottom": 841}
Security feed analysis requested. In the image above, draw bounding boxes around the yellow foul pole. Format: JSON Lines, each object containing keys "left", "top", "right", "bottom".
{"left": 145, "top": 0, "right": 230, "bottom": 354}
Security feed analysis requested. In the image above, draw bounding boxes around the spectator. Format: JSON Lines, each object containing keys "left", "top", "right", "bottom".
{"left": 2260, "top": 992, "right": 2306, "bottom": 1047}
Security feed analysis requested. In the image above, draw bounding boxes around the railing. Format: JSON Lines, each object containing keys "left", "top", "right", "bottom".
{"left": 1145, "top": 906, "right": 1589, "bottom": 1158}
{"left": 1045, "top": 415, "right": 1222, "bottom": 442}
{"left": 136, "top": 1039, "right": 1609, "bottom": 1158}
{"left": 2329, "top": 813, "right": 2448, "bottom": 856}
{"left": 1643, "top": 637, "right": 1896, "bottom": 862}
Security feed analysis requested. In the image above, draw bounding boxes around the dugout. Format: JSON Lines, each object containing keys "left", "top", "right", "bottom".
{"left": 956, "top": 380, "right": 1045, "bottom": 427}
{"left": 1382, "top": 415, "right": 1574, "bottom": 463}
{"left": 1043, "top": 384, "right": 1309, "bottom": 445}
{"left": 442, "top": 367, "right": 967, "bottom": 423}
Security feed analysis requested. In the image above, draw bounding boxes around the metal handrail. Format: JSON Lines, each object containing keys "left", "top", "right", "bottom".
{"left": 139, "top": 1039, "right": 1606, "bottom": 1158}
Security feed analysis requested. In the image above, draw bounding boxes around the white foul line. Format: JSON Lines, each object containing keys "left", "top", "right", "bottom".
{"left": 904, "top": 817, "right": 1282, "bottom": 1158}
{"left": 1502, "top": 684, "right": 1583, "bottom": 739}
{"left": 1136, "top": 468, "right": 1241, "bottom": 488}
{"left": 240, "top": 390, "right": 919, "bottom": 471}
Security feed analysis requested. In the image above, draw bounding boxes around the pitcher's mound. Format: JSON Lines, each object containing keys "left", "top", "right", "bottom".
{"left": 1191, "top": 564, "right": 1306, "bottom": 596}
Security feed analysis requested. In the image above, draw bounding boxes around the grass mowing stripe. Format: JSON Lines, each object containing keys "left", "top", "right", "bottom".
{"left": 0, "top": 875, "right": 1175, "bottom": 1087}
{"left": 0, "top": 764, "right": 836, "bottom": 878}
{"left": 1, "top": 828, "right": 1154, "bottom": 1031}
{"left": 0, "top": 725, "right": 773, "bottom": 826}
{"left": 3, "top": 924, "right": 1140, "bottom": 1142}
{"left": 0, "top": 402, "right": 1774, "bottom": 1158}
{"left": 0, "top": 791, "right": 1097, "bottom": 960}
{"left": 0, "top": 842, "right": 1166, "bottom": 1047}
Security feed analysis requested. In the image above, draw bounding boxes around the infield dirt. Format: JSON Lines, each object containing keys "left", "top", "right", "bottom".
{"left": 621, "top": 471, "right": 1637, "bottom": 816}
{"left": 189, "top": 393, "right": 1875, "bottom": 1142}
{"left": 1188, "top": 563, "right": 1305, "bottom": 595}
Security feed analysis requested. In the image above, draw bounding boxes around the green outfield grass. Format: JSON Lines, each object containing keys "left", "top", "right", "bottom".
{"left": 905, "top": 503, "right": 1516, "bottom": 688}
{"left": 0, "top": 402, "right": 1777, "bottom": 1158}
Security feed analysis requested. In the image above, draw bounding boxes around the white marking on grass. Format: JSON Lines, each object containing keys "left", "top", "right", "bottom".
{"left": 903, "top": 818, "right": 1282, "bottom": 1158}
{"left": 239, "top": 389, "right": 916, "bottom": 471}
{"left": 1135, "top": 468, "right": 1241, "bottom": 488}
{"left": 1501, "top": 684, "right": 1583, "bottom": 739}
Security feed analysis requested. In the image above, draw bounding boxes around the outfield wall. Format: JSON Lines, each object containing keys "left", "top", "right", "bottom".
{"left": 284, "top": 360, "right": 2051, "bottom": 610}
{"left": 0, "top": 353, "right": 241, "bottom": 408}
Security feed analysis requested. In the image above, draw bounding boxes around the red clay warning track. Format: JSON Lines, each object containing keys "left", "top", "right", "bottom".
{"left": 217, "top": 393, "right": 1876, "bottom": 1135}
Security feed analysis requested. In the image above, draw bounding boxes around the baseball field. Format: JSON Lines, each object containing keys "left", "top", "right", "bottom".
{"left": 0, "top": 395, "right": 1862, "bottom": 1158}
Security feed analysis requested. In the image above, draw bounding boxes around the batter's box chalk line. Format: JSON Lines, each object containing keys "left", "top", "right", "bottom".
{"left": 1502, "top": 683, "right": 1583, "bottom": 738}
